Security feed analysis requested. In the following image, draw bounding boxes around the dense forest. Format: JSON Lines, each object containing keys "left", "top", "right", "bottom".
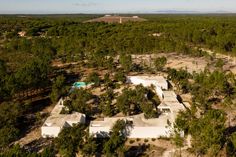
{"left": 1, "top": 15, "right": 236, "bottom": 99}
{"left": 0, "top": 14, "right": 236, "bottom": 156}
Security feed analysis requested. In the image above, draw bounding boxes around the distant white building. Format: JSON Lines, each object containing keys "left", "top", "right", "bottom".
{"left": 18, "top": 31, "right": 26, "bottom": 37}
{"left": 41, "top": 98, "right": 86, "bottom": 138}
{"left": 152, "top": 33, "right": 162, "bottom": 37}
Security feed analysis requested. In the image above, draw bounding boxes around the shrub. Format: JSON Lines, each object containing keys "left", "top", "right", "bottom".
{"left": 129, "top": 140, "right": 135, "bottom": 144}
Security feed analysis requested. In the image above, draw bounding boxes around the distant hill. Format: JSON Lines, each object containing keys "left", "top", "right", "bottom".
{"left": 154, "top": 10, "right": 231, "bottom": 14}
{"left": 85, "top": 15, "right": 147, "bottom": 23}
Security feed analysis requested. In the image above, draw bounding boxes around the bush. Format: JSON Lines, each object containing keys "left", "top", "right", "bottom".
{"left": 86, "top": 72, "right": 101, "bottom": 86}
{"left": 144, "top": 139, "right": 149, "bottom": 143}
{"left": 158, "top": 136, "right": 170, "bottom": 140}
{"left": 129, "top": 140, "right": 135, "bottom": 144}
{"left": 114, "top": 70, "right": 126, "bottom": 83}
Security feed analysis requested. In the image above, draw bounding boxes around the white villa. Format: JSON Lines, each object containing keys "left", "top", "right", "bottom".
{"left": 42, "top": 75, "right": 186, "bottom": 139}
{"left": 89, "top": 76, "right": 186, "bottom": 138}
{"left": 41, "top": 98, "right": 86, "bottom": 138}
{"left": 126, "top": 76, "right": 168, "bottom": 90}
{"left": 126, "top": 75, "right": 168, "bottom": 99}
{"left": 90, "top": 113, "right": 173, "bottom": 138}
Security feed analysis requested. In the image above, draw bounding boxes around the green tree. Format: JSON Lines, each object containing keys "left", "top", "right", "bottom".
{"left": 82, "top": 136, "right": 98, "bottom": 157}
{"left": 114, "top": 70, "right": 126, "bottom": 83}
{"left": 172, "top": 131, "right": 184, "bottom": 157}
{"left": 103, "top": 120, "right": 129, "bottom": 156}
{"left": 99, "top": 88, "right": 115, "bottom": 117}
{"left": 226, "top": 132, "right": 236, "bottom": 156}
{"left": 116, "top": 88, "right": 132, "bottom": 116}
{"left": 154, "top": 56, "right": 167, "bottom": 71}
{"left": 119, "top": 53, "right": 132, "bottom": 72}
{"left": 0, "top": 102, "right": 22, "bottom": 148}
{"left": 86, "top": 72, "right": 101, "bottom": 87}
{"left": 66, "top": 88, "right": 93, "bottom": 115}
{"left": 189, "top": 109, "right": 226, "bottom": 155}
{"left": 55, "top": 124, "right": 86, "bottom": 157}
{"left": 215, "top": 58, "right": 224, "bottom": 69}
{"left": 50, "top": 75, "right": 66, "bottom": 103}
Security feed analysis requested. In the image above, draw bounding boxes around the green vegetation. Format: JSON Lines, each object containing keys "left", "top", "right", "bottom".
{"left": 119, "top": 53, "right": 132, "bottom": 72}
{"left": 99, "top": 88, "right": 116, "bottom": 117}
{"left": 0, "top": 144, "right": 55, "bottom": 157}
{"left": 86, "top": 72, "right": 101, "bottom": 87}
{"left": 173, "top": 68, "right": 236, "bottom": 156}
{"left": 55, "top": 125, "right": 89, "bottom": 157}
{"left": 0, "top": 15, "right": 236, "bottom": 156}
{"left": 117, "top": 85, "right": 158, "bottom": 118}
{"left": 63, "top": 88, "right": 93, "bottom": 115}
{"left": 154, "top": 56, "right": 167, "bottom": 71}
{"left": 0, "top": 102, "right": 22, "bottom": 148}
{"left": 50, "top": 75, "right": 66, "bottom": 103}
{"left": 103, "top": 120, "right": 129, "bottom": 156}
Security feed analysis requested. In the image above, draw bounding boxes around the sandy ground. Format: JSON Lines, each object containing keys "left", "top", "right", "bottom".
{"left": 126, "top": 138, "right": 171, "bottom": 156}
{"left": 85, "top": 15, "right": 147, "bottom": 23}
{"left": 53, "top": 50, "right": 236, "bottom": 75}
{"left": 200, "top": 48, "right": 236, "bottom": 73}
{"left": 132, "top": 51, "right": 236, "bottom": 74}
{"left": 15, "top": 104, "right": 54, "bottom": 148}
{"left": 126, "top": 136, "right": 194, "bottom": 157}
{"left": 132, "top": 53, "right": 208, "bottom": 74}
{"left": 16, "top": 127, "right": 41, "bottom": 147}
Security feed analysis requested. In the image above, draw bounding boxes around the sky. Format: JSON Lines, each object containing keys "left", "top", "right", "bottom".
{"left": 1, "top": 0, "right": 236, "bottom": 14}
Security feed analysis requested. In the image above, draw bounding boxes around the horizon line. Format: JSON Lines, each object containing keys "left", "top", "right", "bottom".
{"left": 1, "top": 12, "right": 236, "bottom": 15}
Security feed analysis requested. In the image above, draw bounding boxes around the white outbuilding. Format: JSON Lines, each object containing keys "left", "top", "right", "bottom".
{"left": 89, "top": 114, "right": 173, "bottom": 138}
{"left": 89, "top": 75, "right": 186, "bottom": 139}
{"left": 127, "top": 76, "right": 168, "bottom": 90}
{"left": 127, "top": 75, "right": 168, "bottom": 98}
{"left": 41, "top": 98, "right": 86, "bottom": 138}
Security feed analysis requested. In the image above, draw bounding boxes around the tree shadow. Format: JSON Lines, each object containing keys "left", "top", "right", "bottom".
{"left": 24, "top": 138, "right": 53, "bottom": 153}
{"left": 125, "top": 144, "right": 150, "bottom": 157}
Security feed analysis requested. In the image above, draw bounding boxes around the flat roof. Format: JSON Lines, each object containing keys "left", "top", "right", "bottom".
{"left": 159, "top": 102, "right": 185, "bottom": 113}
{"left": 51, "top": 98, "right": 64, "bottom": 115}
{"left": 90, "top": 113, "right": 170, "bottom": 128}
{"left": 43, "top": 98, "right": 85, "bottom": 127}
{"left": 163, "top": 91, "right": 178, "bottom": 102}
{"left": 43, "top": 112, "right": 85, "bottom": 127}
{"left": 128, "top": 75, "right": 167, "bottom": 84}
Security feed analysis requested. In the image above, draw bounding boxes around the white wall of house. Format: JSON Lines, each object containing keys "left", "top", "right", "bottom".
{"left": 66, "top": 119, "right": 85, "bottom": 126}
{"left": 127, "top": 77, "right": 149, "bottom": 86}
{"left": 158, "top": 81, "right": 168, "bottom": 90}
{"left": 89, "top": 126, "right": 171, "bottom": 138}
{"left": 41, "top": 98, "right": 86, "bottom": 138}
{"left": 89, "top": 126, "right": 110, "bottom": 137}
{"left": 127, "top": 76, "right": 168, "bottom": 90}
{"left": 155, "top": 85, "right": 164, "bottom": 99}
{"left": 129, "top": 127, "right": 171, "bottom": 138}
{"left": 41, "top": 126, "right": 62, "bottom": 138}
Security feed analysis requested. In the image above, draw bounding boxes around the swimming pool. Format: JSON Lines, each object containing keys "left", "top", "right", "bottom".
{"left": 73, "top": 82, "right": 87, "bottom": 88}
